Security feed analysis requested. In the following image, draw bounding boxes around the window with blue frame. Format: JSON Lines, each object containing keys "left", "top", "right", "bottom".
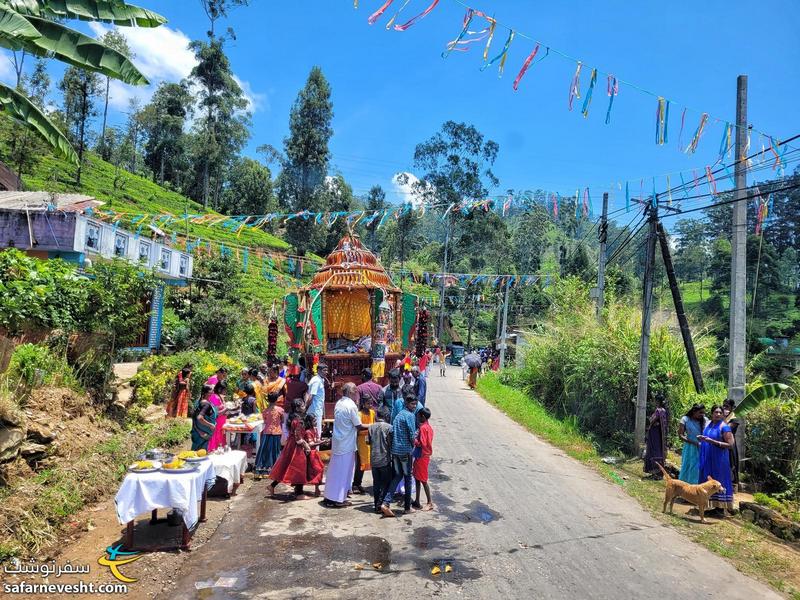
{"left": 179, "top": 255, "right": 189, "bottom": 277}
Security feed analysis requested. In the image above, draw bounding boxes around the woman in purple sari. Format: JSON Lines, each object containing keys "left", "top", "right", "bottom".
{"left": 644, "top": 395, "right": 668, "bottom": 478}
{"left": 698, "top": 405, "right": 735, "bottom": 515}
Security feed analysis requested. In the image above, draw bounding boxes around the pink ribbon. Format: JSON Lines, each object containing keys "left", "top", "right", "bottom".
{"left": 393, "top": 0, "right": 440, "bottom": 31}
{"left": 368, "top": 0, "right": 395, "bottom": 25}
{"left": 513, "top": 43, "right": 540, "bottom": 91}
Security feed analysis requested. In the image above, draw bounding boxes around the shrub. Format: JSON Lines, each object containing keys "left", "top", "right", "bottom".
{"left": 131, "top": 350, "right": 244, "bottom": 408}
{"left": 7, "top": 343, "right": 80, "bottom": 392}
{"left": 514, "top": 277, "right": 717, "bottom": 452}
{"left": 746, "top": 398, "right": 799, "bottom": 492}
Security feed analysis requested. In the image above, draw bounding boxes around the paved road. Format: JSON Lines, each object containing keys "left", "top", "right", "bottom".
{"left": 165, "top": 366, "right": 781, "bottom": 599}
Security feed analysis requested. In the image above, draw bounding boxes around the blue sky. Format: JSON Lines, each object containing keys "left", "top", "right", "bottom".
{"left": 3, "top": 1, "right": 799, "bottom": 220}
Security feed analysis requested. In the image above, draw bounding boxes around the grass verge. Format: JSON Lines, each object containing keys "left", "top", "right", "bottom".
{"left": 477, "top": 373, "right": 800, "bottom": 599}
{"left": 0, "top": 419, "right": 191, "bottom": 562}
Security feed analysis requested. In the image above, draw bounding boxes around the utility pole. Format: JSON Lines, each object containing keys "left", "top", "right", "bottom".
{"left": 657, "top": 223, "right": 705, "bottom": 393}
{"left": 634, "top": 203, "right": 658, "bottom": 455}
{"left": 596, "top": 192, "right": 609, "bottom": 321}
{"left": 728, "top": 75, "right": 748, "bottom": 405}
{"left": 437, "top": 217, "right": 452, "bottom": 343}
{"left": 499, "top": 277, "right": 511, "bottom": 369}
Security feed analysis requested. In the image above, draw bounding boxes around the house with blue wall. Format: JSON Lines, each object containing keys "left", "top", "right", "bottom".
{"left": 0, "top": 191, "right": 193, "bottom": 352}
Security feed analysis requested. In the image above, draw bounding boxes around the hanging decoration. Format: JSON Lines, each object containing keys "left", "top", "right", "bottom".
{"left": 605, "top": 75, "right": 618, "bottom": 125}
{"left": 392, "top": 0, "right": 440, "bottom": 31}
{"left": 480, "top": 28, "right": 515, "bottom": 76}
{"left": 415, "top": 308, "right": 430, "bottom": 358}
{"left": 685, "top": 113, "right": 709, "bottom": 154}
{"left": 580, "top": 68, "right": 597, "bottom": 118}
{"left": 655, "top": 97, "right": 669, "bottom": 145}
{"left": 567, "top": 61, "right": 582, "bottom": 111}
{"left": 512, "top": 43, "right": 540, "bottom": 91}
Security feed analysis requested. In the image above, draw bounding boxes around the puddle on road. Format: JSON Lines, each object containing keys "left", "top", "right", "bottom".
{"left": 462, "top": 501, "right": 502, "bottom": 525}
{"left": 411, "top": 526, "right": 457, "bottom": 550}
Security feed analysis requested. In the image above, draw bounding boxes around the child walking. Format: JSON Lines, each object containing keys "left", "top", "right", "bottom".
{"left": 367, "top": 407, "right": 393, "bottom": 514}
{"left": 254, "top": 392, "right": 284, "bottom": 480}
{"left": 412, "top": 407, "right": 434, "bottom": 511}
{"left": 302, "top": 413, "right": 324, "bottom": 497}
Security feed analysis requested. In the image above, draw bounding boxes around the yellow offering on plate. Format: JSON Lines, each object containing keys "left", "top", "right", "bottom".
{"left": 135, "top": 460, "right": 153, "bottom": 470}
{"left": 196, "top": 449, "right": 207, "bottom": 457}
{"left": 178, "top": 450, "right": 197, "bottom": 460}
{"left": 163, "top": 459, "right": 185, "bottom": 470}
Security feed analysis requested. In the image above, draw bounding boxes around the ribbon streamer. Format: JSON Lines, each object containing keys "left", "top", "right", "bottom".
{"left": 655, "top": 97, "right": 669, "bottom": 145}
{"left": 393, "top": 0, "right": 440, "bottom": 31}
{"left": 568, "top": 62, "right": 582, "bottom": 111}
{"left": 481, "top": 29, "right": 515, "bottom": 76}
{"left": 385, "top": 0, "right": 412, "bottom": 29}
{"left": 705, "top": 166, "right": 717, "bottom": 196}
{"left": 605, "top": 75, "right": 618, "bottom": 125}
{"left": 666, "top": 175, "right": 672, "bottom": 205}
{"left": 625, "top": 181, "right": 630, "bottom": 212}
{"left": 685, "top": 113, "right": 709, "bottom": 154}
{"left": 512, "top": 43, "right": 540, "bottom": 91}
{"left": 368, "top": 0, "right": 395, "bottom": 25}
{"left": 581, "top": 68, "right": 597, "bottom": 118}
{"left": 483, "top": 19, "right": 497, "bottom": 60}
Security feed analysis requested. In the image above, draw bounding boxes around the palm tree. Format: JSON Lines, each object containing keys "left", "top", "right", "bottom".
{"left": 0, "top": 0, "right": 165, "bottom": 164}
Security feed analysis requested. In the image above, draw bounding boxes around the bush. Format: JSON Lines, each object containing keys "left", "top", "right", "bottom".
{"left": 514, "top": 277, "right": 717, "bottom": 452}
{"left": 131, "top": 350, "right": 244, "bottom": 409}
{"left": 746, "top": 398, "right": 800, "bottom": 492}
{"left": 7, "top": 343, "right": 80, "bottom": 391}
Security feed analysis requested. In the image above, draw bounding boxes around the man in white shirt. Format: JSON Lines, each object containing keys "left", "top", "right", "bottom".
{"left": 304, "top": 363, "right": 328, "bottom": 437}
{"left": 323, "top": 382, "right": 367, "bottom": 508}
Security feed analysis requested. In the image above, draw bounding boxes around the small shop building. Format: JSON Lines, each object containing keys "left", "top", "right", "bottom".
{"left": 0, "top": 191, "right": 192, "bottom": 352}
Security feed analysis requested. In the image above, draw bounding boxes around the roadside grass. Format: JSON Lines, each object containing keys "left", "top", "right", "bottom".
{"left": 0, "top": 419, "right": 191, "bottom": 561}
{"left": 477, "top": 373, "right": 800, "bottom": 599}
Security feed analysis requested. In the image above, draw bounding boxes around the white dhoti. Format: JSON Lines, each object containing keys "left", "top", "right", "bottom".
{"left": 324, "top": 452, "right": 355, "bottom": 503}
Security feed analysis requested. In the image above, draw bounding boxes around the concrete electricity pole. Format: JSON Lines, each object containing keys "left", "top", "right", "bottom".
{"left": 728, "top": 75, "right": 748, "bottom": 405}
{"left": 596, "top": 192, "right": 609, "bottom": 321}
{"left": 634, "top": 203, "right": 658, "bottom": 455}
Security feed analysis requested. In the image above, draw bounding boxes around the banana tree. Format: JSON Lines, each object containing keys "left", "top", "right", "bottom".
{"left": 735, "top": 382, "right": 792, "bottom": 416}
{"left": 0, "top": 0, "right": 166, "bottom": 164}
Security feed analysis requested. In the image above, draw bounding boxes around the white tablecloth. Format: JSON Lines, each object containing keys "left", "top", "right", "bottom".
{"left": 115, "top": 460, "right": 215, "bottom": 529}
{"left": 223, "top": 420, "right": 264, "bottom": 458}
{"left": 209, "top": 450, "right": 247, "bottom": 493}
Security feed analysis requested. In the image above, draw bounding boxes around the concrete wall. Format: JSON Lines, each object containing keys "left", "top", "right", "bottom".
{"left": 0, "top": 210, "right": 77, "bottom": 251}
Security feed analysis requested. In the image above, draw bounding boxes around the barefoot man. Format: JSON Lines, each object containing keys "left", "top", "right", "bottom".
{"left": 324, "top": 383, "right": 368, "bottom": 508}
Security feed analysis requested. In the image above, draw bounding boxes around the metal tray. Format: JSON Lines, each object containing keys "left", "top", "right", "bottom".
{"left": 160, "top": 464, "right": 200, "bottom": 474}
{"left": 184, "top": 456, "right": 209, "bottom": 462}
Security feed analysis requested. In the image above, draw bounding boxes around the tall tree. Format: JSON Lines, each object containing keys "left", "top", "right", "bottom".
{"left": 58, "top": 67, "right": 102, "bottom": 184}
{"left": 186, "top": 38, "right": 250, "bottom": 207}
{"left": 142, "top": 82, "right": 193, "bottom": 187}
{"left": 1, "top": 58, "right": 50, "bottom": 180}
{"left": 275, "top": 66, "right": 334, "bottom": 273}
{"left": 219, "top": 157, "right": 274, "bottom": 215}
{"left": 97, "top": 29, "right": 133, "bottom": 161}
{"left": 363, "top": 185, "right": 386, "bottom": 253}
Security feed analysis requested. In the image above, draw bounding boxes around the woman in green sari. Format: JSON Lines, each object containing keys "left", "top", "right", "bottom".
{"left": 191, "top": 385, "right": 218, "bottom": 451}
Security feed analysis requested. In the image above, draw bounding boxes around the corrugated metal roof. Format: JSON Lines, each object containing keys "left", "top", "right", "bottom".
{"left": 0, "top": 191, "right": 102, "bottom": 212}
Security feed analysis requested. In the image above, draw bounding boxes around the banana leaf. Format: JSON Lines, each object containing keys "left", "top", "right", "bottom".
{"left": 0, "top": 81, "right": 78, "bottom": 164}
{"left": 735, "top": 383, "right": 790, "bottom": 416}
{"left": 1, "top": 0, "right": 166, "bottom": 27}
{"left": 0, "top": 5, "right": 39, "bottom": 40}
{"left": 0, "top": 14, "right": 148, "bottom": 84}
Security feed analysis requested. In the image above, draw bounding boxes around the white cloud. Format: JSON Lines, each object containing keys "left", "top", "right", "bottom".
{"left": 88, "top": 23, "right": 265, "bottom": 114}
{"left": 0, "top": 51, "right": 16, "bottom": 85}
{"left": 392, "top": 172, "right": 431, "bottom": 207}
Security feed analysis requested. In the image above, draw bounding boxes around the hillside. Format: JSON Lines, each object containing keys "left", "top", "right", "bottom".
{"left": 23, "top": 152, "right": 289, "bottom": 252}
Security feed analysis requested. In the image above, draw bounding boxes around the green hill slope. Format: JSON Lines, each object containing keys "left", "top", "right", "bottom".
{"left": 23, "top": 152, "right": 289, "bottom": 251}
{"left": 21, "top": 152, "right": 309, "bottom": 309}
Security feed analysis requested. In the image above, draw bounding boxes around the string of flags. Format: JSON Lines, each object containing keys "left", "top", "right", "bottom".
{"left": 352, "top": 0, "right": 790, "bottom": 160}
{"left": 391, "top": 269, "right": 540, "bottom": 288}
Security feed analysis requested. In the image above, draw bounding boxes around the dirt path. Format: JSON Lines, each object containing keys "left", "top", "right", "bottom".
{"left": 158, "top": 367, "right": 781, "bottom": 599}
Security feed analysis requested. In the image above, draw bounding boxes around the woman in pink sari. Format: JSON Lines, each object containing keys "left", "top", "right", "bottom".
{"left": 207, "top": 381, "right": 229, "bottom": 452}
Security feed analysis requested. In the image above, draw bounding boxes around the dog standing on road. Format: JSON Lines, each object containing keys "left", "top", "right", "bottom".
{"left": 657, "top": 463, "right": 725, "bottom": 523}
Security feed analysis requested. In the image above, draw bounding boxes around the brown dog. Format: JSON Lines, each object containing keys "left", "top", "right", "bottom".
{"left": 656, "top": 463, "right": 725, "bottom": 523}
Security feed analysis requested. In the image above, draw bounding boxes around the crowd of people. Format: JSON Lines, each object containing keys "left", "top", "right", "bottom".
{"left": 644, "top": 397, "right": 741, "bottom": 517}
{"left": 182, "top": 356, "right": 437, "bottom": 517}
